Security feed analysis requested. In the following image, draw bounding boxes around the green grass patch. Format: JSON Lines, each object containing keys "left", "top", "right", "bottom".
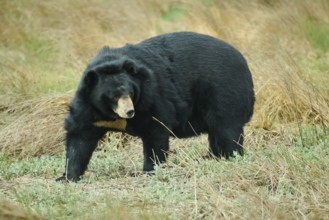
{"left": 161, "top": 3, "right": 186, "bottom": 22}
{"left": 37, "top": 68, "right": 79, "bottom": 94}
{"left": 295, "top": 124, "right": 329, "bottom": 148}
{"left": 200, "top": 0, "right": 213, "bottom": 6}
{"left": 304, "top": 19, "right": 329, "bottom": 52}
{"left": 24, "top": 36, "right": 58, "bottom": 64}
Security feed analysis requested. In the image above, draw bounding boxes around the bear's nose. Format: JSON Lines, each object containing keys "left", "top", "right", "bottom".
{"left": 126, "top": 109, "right": 135, "bottom": 118}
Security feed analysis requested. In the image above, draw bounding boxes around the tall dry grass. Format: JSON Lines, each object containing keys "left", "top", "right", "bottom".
{"left": 0, "top": 0, "right": 328, "bottom": 155}
{"left": 0, "top": 94, "right": 70, "bottom": 157}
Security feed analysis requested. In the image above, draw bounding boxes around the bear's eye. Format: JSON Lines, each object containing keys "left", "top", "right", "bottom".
{"left": 127, "top": 65, "right": 135, "bottom": 74}
{"left": 112, "top": 96, "right": 120, "bottom": 102}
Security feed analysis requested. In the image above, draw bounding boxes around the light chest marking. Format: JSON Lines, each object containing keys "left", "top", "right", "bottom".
{"left": 93, "top": 119, "right": 127, "bottom": 131}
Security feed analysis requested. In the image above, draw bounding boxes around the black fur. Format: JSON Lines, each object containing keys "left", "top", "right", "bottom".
{"left": 56, "top": 32, "right": 255, "bottom": 182}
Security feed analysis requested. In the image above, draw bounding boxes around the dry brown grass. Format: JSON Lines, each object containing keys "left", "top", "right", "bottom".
{"left": 0, "top": 199, "right": 42, "bottom": 220}
{"left": 0, "top": 94, "right": 70, "bottom": 157}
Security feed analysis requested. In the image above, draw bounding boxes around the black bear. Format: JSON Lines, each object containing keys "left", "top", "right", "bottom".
{"left": 56, "top": 32, "right": 255, "bottom": 182}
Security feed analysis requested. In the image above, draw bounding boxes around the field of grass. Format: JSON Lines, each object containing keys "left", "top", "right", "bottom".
{"left": 0, "top": 0, "right": 329, "bottom": 219}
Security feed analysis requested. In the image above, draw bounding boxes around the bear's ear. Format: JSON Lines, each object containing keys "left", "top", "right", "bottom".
{"left": 84, "top": 70, "right": 97, "bottom": 87}
{"left": 123, "top": 59, "right": 138, "bottom": 75}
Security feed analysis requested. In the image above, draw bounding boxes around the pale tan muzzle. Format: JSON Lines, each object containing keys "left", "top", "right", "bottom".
{"left": 113, "top": 95, "right": 135, "bottom": 118}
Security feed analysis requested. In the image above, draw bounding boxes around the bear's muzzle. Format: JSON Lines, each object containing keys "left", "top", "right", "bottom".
{"left": 114, "top": 95, "right": 135, "bottom": 119}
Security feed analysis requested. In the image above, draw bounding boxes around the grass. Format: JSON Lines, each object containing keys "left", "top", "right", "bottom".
{"left": 1, "top": 129, "right": 328, "bottom": 219}
{"left": 1, "top": 0, "right": 329, "bottom": 219}
{"left": 161, "top": 3, "right": 186, "bottom": 22}
{"left": 305, "top": 20, "right": 329, "bottom": 52}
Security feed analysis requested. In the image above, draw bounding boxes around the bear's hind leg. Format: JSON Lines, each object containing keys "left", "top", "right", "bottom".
{"left": 208, "top": 134, "right": 220, "bottom": 157}
{"left": 208, "top": 125, "right": 244, "bottom": 159}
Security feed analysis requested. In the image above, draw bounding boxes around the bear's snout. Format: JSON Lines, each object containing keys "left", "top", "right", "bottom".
{"left": 114, "top": 95, "right": 135, "bottom": 118}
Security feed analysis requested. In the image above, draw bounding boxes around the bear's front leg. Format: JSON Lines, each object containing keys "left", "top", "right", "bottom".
{"left": 56, "top": 130, "right": 105, "bottom": 182}
{"left": 141, "top": 131, "right": 170, "bottom": 171}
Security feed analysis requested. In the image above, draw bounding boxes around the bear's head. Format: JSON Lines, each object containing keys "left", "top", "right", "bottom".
{"left": 81, "top": 57, "right": 145, "bottom": 120}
